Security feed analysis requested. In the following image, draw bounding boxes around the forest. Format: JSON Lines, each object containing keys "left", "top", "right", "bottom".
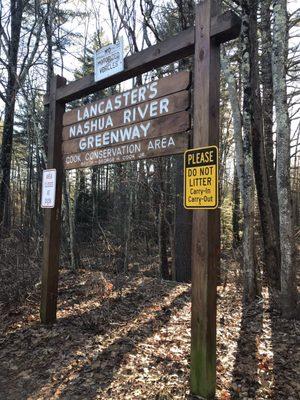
{"left": 0, "top": 0, "right": 299, "bottom": 399}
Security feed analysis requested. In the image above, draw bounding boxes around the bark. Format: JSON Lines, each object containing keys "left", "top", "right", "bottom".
{"left": 25, "top": 115, "right": 33, "bottom": 234}
{"left": 272, "top": 0, "right": 298, "bottom": 317}
{"left": 223, "top": 1, "right": 258, "bottom": 303}
{"left": 123, "top": 181, "right": 132, "bottom": 272}
{"left": 158, "top": 199, "right": 169, "bottom": 280}
{"left": 173, "top": 156, "right": 192, "bottom": 282}
{"left": 63, "top": 173, "right": 80, "bottom": 270}
{"left": 0, "top": 85, "right": 17, "bottom": 231}
{"left": 232, "top": 164, "right": 241, "bottom": 248}
{"left": 261, "top": 0, "right": 279, "bottom": 226}
{"left": 122, "top": 164, "right": 134, "bottom": 272}
{"left": 249, "top": 0, "right": 281, "bottom": 287}
{"left": 91, "top": 166, "right": 98, "bottom": 236}
{"left": 157, "top": 159, "right": 170, "bottom": 280}
{"left": 113, "top": 164, "right": 124, "bottom": 239}
{"left": 0, "top": 0, "right": 45, "bottom": 231}
{"left": 0, "top": 1, "right": 23, "bottom": 231}
{"left": 112, "top": 163, "right": 132, "bottom": 272}
{"left": 42, "top": 0, "right": 55, "bottom": 155}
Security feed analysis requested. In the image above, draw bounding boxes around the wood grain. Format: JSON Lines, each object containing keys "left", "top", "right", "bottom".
{"left": 63, "top": 132, "right": 189, "bottom": 170}
{"left": 40, "top": 75, "right": 66, "bottom": 325}
{"left": 63, "top": 72, "right": 191, "bottom": 126}
{"left": 190, "top": 1, "right": 220, "bottom": 398}
{"left": 62, "top": 110, "right": 190, "bottom": 155}
{"left": 63, "top": 91, "right": 190, "bottom": 141}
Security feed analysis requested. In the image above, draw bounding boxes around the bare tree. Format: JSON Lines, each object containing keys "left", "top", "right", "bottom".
{"left": 0, "top": 0, "right": 46, "bottom": 232}
{"left": 222, "top": 50, "right": 257, "bottom": 302}
{"left": 272, "top": 0, "right": 298, "bottom": 317}
{"left": 249, "top": 0, "right": 280, "bottom": 286}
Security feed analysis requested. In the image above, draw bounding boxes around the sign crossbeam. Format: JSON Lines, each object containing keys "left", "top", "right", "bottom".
{"left": 44, "top": 11, "right": 240, "bottom": 105}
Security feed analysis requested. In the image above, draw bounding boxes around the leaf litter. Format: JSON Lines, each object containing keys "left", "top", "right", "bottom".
{"left": 0, "top": 261, "right": 299, "bottom": 399}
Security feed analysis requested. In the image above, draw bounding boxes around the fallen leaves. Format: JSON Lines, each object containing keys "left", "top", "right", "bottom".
{"left": 0, "top": 264, "right": 299, "bottom": 399}
{"left": 220, "top": 388, "right": 231, "bottom": 399}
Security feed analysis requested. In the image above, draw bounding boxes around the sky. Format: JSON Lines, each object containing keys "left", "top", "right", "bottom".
{"left": 0, "top": 0, "right": 299, "bottom": 149}
{"left": 57, "top": 0, "right": 146, "bottom": 83}
{"left": 56, "top": 0, "right": 300, "bottom": 148}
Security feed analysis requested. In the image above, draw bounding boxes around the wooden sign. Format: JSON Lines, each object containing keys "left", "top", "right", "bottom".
{"left": 184, "top": 146, "right": 218, "bottom": 209}
{"left": 62, "top": 91, "right": 189, "bottom": 141}
{"left": 63, "top": 110, "right": 189, "bottom": 154}
{"left": 62, "top": 71, "right": 191, "bottom": 169}
{"left": 64, "top": 132, "right": 189, "bottom": 169}
{"left": 62, "top": 71, "right": 190, "bottom": 126}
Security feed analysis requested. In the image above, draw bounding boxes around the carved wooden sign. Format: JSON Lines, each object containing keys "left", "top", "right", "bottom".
{"left": 62, "top": 71, "right": 191, "bottom": 169}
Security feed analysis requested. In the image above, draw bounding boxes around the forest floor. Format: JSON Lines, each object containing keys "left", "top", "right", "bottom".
{"left": 0, "top": 255, "right": 299, "bottom": 400}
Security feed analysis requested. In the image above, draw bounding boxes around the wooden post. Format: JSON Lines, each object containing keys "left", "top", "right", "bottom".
{"left": 40, "top": 75, "right": 66, "bottom": 324}
{"left": 191, "top": 1, "right": 220, "bottom": 398}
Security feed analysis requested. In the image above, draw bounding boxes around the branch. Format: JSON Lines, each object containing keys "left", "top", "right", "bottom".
{"left": 139, "top": 0, "right": 161, "bottom": 43}
{"left": 113, "top": 0, "right": 139, "bottom": 53}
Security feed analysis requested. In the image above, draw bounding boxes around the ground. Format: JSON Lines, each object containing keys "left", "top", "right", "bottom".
{"left": 0, "top": 258, "right": 299, "bottom": 400}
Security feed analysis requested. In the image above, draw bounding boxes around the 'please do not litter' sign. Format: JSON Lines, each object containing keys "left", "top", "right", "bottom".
{"left": 184, "top": 146, "right": 218, "bottom": 209}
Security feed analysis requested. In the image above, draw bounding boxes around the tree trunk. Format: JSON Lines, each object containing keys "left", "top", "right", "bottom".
{"left": 91, "top": 166, "right": 98, "bottom": 239}
{"left": 249, "top": 0, "right": 281, "bottom": 287}
{"left": 0, "top": 87, "right": 16, "bottom": 231}
{"left": 0, "top": 0, "right": 23, "bottom": 232}
{"left": 123, "top": 165, "right": 133, "bottom": 272}
{"left": 173, "top": 155, "right": 192, "bottom": 282}
{"left": 63, "top": 173, "right": 80, "bottom": 270}
{"left": 272, "top": 0, "right": 298, "bottom": 317}
{"left": 42, "top": 0, "right": 55, "bottom": 155}
{"left": 232, "top": 164, "right": 241, "bottom": 248}
{"left": 157, "top": 159, "right": 170, "bottom": 280}
{"left": 261, "top": 0, "right": 279, "bottom": 227}
{"left": 222, "top": 41, "right": 257, "bottom": 303}
{"left": 158, "top": 201, "right": 169, "bottom": 280}
{"left": 25, "top": 118, "right": 33, "bottom": 234}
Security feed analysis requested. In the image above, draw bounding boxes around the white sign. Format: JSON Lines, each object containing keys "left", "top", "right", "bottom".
{"left": 41, "top": 169, "right": 56, "bottom": 208}
{"left": 94, "top": 38, "right": 124, "bottom": 82}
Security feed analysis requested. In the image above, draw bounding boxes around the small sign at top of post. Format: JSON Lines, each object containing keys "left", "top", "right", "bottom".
{"left": 94, "top": 38, "right": 124, "bottom": 82}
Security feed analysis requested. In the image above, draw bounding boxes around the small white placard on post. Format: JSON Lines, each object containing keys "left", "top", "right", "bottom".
{"left": 94, "top": 38, "right": 124, "bottom": 82}
{"left": 41, "top": 169, "right": 56, "bottom": 208}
